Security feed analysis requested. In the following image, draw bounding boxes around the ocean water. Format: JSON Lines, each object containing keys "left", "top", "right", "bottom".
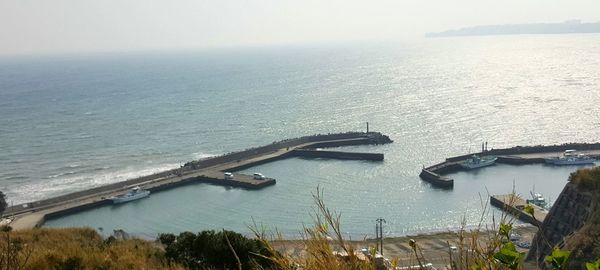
{"left": 2, "top": 35, "right": 600, "bottom": 238}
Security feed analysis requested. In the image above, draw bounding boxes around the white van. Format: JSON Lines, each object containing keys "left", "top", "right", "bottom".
{"left": 224, "top": 172, "right": 234, "bottom": 180}
{"left": 253, "top": 173, "right": 265, "bottom": 180}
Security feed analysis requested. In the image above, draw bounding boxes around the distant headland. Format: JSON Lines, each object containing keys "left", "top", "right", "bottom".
{"left": 426, "top": 20, "right": 600, "bottom": 37}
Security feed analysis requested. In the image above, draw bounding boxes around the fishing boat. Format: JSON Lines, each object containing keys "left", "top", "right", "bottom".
{"left": 526, "top": 192, "right": 548, "bottom": 209}
{"left": 544, "top": 150, "right": 595, "bottom": 166}
{"left": 460, "top": 155, "right": 497, "bottom": 170}
{"left": 111, "top": 186, "right": 150, "bottom": 204}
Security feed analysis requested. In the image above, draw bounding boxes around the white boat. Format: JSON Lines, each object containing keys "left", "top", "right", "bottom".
{"left": 544, "top": 150, "right": 595, "bottom": 165}
{"left": 526, "top": 192, "right": 548, "bottom": 209}
{"left": 460, "top": 155, "right": 497, "bottom": 170}
{"left": 111, "top": 186, "right": 150, "bottom": 204}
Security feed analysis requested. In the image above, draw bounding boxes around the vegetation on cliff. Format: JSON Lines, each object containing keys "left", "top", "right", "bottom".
{"left": 0, "top": 227, "right": 183, "bottom": 270}
{"left": 158, "top": 230, "right": 277, "bottom": 269}
{"left": 563, "top": 167, "right": 600, "bottom": 268}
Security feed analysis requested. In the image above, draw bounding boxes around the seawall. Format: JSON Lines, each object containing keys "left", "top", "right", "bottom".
{"left": 527, "top": 172, "right": 599, "bottom": 269}
{"left": 420, "top": 142, "right": 600, "bottom": 188}
{"left": 291, "top": 149, "right": 384, "bottom": 161}
{"left": 182, "top": 132, "right": 391, "bottom": 170}
{"left": 419, "top": 169, "right": 454, "bottom": 189}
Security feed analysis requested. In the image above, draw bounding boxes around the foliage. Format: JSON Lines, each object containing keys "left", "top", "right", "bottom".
{"left": 523, "top": 205, "right": 534, "bottom": 217}
{"left": 586, "top": 258, "right": 600, "bottom": 270}
{"left": 498, "top": 223, "right": 512, "bottom": 238}
{"left": 569, "top": 167, "right": 600, "bottom": 191}
{"left": 158, "top": 229, "right": 276, "bottom": 270}
{"left": 0, "top": 228, "right": 183, "bottom": 270}
{"left": 562, "top": 167, "right": 600, "bottom": 268}
{"left": 544, "top": 248, "right": 571, "bottom": 270}
{"left": 493, "top": 242, "right": 524, "bottom": 270}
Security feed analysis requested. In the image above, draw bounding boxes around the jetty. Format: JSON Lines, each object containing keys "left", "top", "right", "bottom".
{"left": 420, "top": 143, "right": 600, "bottom": 189}
{"left": 5, "top": 132, "right": 392, "bottom": 230}
{"left": 490, "top": 194, "right": 548, "bottom": 227}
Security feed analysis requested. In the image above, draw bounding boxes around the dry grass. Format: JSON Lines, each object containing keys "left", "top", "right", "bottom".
{"left": 0, "top": 227, "right": 183, "bottom": 270}
{"left": 569, "top": 167, "right": 600, "bottom": 191}
{"left": 252, "top": 187, "right": 378, "bottom": 270}
{"left": 254, "top": 188, "right": 525, "bottom": 270}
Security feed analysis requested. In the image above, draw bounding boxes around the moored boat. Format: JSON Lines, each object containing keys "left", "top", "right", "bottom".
{"left": 111, "top": 186, "right": 150, "bottom": 204}
{"left": 544, "top": 150, "right": 595, "bottom": 166}
{"left": 460, "top": 155, "right": 497, "bottom": 170}
{"left": 526, "top": 192, "right": 548, "bottom": 209}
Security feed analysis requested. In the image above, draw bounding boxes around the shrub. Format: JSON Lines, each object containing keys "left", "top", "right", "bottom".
{"left": 159, "top": 229, "right": 276, "bottom": 269}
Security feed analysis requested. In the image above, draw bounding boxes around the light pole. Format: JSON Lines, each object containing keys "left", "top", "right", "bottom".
{"left": 376, "top": 218, "right": 386, "bottom": 255}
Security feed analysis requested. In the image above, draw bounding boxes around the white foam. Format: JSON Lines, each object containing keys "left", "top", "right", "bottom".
{"left": 191, "top": 152, "right": 217, "bottom": 160}
{"left": 11, "top": 163, "right": 180, "bottom": 204}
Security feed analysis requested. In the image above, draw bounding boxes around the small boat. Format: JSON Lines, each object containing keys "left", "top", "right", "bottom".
{"left": 111, "top": 186, "right": 150, "bottom": 204}
{"left": 460, "top": 155, "right": 497, "bottom": 170}
{"left": 544, "top": 150, "right": 595, "bottom": 166}
{"left": 526, "top": 191, "right": 548, "bottom": 209}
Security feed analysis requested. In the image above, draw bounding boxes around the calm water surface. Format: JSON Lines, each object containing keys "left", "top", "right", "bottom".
{"left": 1, "top": 35, "right": 599, "bottom": 237}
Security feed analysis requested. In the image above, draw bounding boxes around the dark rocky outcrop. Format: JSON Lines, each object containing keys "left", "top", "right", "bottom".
{"left": 527, "top": 167, "right": 600, "bottom": 269}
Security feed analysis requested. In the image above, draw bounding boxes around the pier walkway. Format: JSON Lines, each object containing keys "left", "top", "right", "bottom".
{"left": 6, "top": 132, "right": 392, "bottom": 230}
{"left": 490, "top": 194, "right": 547, "bottom": 227}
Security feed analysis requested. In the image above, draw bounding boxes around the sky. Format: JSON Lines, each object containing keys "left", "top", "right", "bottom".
{"left": 1, "top": 0, "right": 599, "bottom": 56}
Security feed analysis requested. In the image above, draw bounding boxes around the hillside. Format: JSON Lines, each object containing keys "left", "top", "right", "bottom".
{"left": 0, "top": 227, "right": 183, "bottom": 270}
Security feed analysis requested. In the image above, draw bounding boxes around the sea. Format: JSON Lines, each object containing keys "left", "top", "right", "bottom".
{"left": 1, "top": 34, "right": 599, "bottom": 239}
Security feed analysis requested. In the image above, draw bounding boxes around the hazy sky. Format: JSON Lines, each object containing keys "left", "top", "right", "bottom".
{"left": 1, "top": 0, "right": 599, "bottom": 55}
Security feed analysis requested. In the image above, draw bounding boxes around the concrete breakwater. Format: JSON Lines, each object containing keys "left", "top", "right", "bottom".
{"left": 181, "top": 132, "right": 392, "bottom": 171}
{"left": 420, "top": 142, "right": 600, "bottom": 189}
{"left": 291, "top": 149, "right": 384, "bottom": 161}
{"left": 5, "top": 131, "right": 392, "bottom": 230}
{"left": 419, "top": 169, "right": 455, "bottom": 189}
{"left": 489, "top": 194, "right": 546, "bottom": 227}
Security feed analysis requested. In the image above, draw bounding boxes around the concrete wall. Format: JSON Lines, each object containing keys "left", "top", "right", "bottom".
{"left": 496, "top": 156, "right": 544, "bottom": 165}
{"left": 419, "top": 169, "right": 454, "bottom": 189}
{"left": 291, "top": 149, "right": 384, "bottom": 161}
{"left": 446, "top": 142, "right": 600, "bottom": 163}
{"left": 527, "top": 182, "right": 594, "bottom": 268}
{"left": 197, "top": 176, "right": 276, "bottom": 190}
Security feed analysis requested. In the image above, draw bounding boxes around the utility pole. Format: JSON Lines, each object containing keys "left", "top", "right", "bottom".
{"left": 375, "top": 222, "right": 379, "bottom": 252}
{"left": 366, "top": 122, "right": 369, "bottom": 133}
{"left": 375, "top": 218, "right": 386, "bottom": 255}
